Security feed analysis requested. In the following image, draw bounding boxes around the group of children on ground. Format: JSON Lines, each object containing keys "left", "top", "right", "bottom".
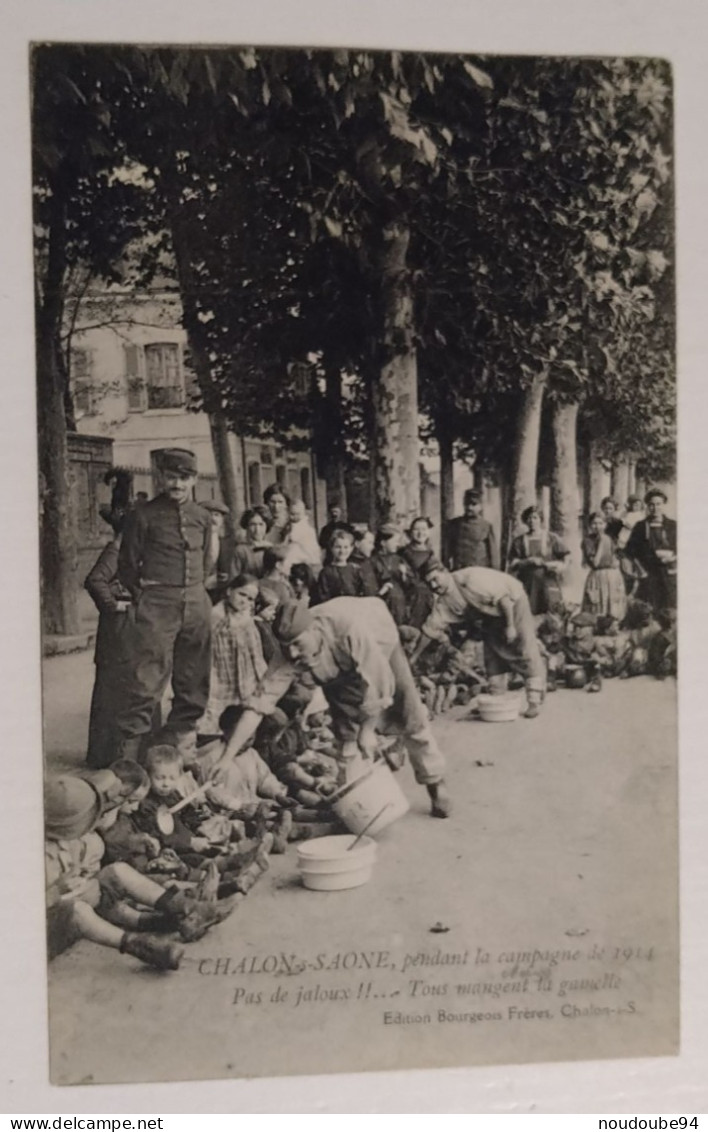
{"left": 46, "top": 454, "right": 677, "bottom": 976}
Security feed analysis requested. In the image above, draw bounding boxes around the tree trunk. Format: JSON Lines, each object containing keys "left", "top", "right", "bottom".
{"left": 585, "top": 438, "right": 611, "bottom": 512}
{"left": 323, "top": 366, "right": 347, "bottom": 515}
{"left": 208, "top": 411, "right": 242, "bottom": 528}
{"left": 611, "top": 459, "right": 631, "bottom": 506}
{"left": 507, "top": 370, "right": 547, "bottom": 555}
{"left": 164, "top": 183, "right": 244, "bottom": 535}
{"left": 437, "top": 423, "right": 455, "bottom": 565}
{"left": 36, "top": 182, "right": 80, "bottom": 636}
{"left": 626, "top": 457, "right": 637, "bottom": 499}
{"left": 550, "top": 401, "right": 583, "bottom": 605}
{"left": 371, "top": 220, "right": 420, "bottom": 528}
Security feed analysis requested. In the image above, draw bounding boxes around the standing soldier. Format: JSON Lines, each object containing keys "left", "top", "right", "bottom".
{"left": 446, "top": 489, "right": 499, "bottom": 571}
{"left": 115, "top": 449, "right": 213, "bottom": 761}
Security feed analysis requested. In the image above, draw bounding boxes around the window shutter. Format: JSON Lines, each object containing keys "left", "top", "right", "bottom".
{"left": 71, "top": 348, "right": 94, "bottom": 414}
{"left": 125, "top": 344, "right": 145, "bottom": 411}
{"left": 144, "top": 342, "right": 184, "bottom": 408}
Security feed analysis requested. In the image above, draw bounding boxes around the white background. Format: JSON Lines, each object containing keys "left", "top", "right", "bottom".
{"left": 0, "top": 0, "right": 706, "bottom": 1115}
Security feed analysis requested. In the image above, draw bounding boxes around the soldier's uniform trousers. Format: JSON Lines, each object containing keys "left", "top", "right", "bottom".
{"left": 115, "top": 582, "right": 212, "bottom": 757}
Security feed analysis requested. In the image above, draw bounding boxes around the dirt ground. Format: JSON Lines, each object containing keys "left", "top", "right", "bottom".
{"left": 43, "top": 650, "right": 678, "bottom": 1086}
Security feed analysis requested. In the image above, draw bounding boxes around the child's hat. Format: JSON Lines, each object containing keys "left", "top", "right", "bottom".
{"left": 44, "top": 775, "right": 102, "bottom": 841}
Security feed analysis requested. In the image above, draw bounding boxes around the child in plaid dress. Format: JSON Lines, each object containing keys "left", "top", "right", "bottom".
{"left": 199, "top": 574, "right": 267, "bottom": 736}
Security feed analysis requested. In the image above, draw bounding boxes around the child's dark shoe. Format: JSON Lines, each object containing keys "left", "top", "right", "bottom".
{"left": 193, "top": 860, "right": 220, "bottom": 903}
{"left": 120, "top": 932, "right": 184, "bottom": 970}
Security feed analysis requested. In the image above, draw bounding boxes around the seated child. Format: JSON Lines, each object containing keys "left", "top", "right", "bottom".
{"left": 135, "top": 745, "right": 274, "bottom": 892}
{"left": 193, "top": 710, "right": 296, "bottom": 852}
{"left": 562, "top": 612, "right": 603, "bottom": 692}
{"left": 592, "top": 615, "right": 632, "bottom": 677}
{"left": 255, "top": 706, "right": 340, "bottom": 807}
{"left": 45, "top": 774, "right": 236, "bottom": 969}
{"left": 614, "top": 599, "right": 663, "bottom": 678}
{"left": 647, "top": 608, "right": 677, "bottom": 679}
{"left": 535, "top": 611, "right": 566, "bottom": 690}
{"left": 401, "top": 626, "right": 486, "bottom": 714}
{"left": 99, "top": 758, "right": 163, "bottom": 872}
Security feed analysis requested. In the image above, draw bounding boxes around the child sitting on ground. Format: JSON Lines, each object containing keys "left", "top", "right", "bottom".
{"left": 400, "top": 626, "right": 487, "bottom": 714}
{"left": 647, "top": 608, "right": 677, "bottom": 679}
{"left": 535, "top": 611, "right": 567, "bottom": 690}
{"left": 99, "top": 758, "right": 163, "bottom": 872}
{"left": 592, "top": 615, "right": 632, "bottom": 677}
{"left": 562, "top": 612, "right": 603, "bottom": 692}
{"left": 45, "top": 774, "right": 236, "bottom": 970}
{"left": 255, "top": 707, "right": 340, "bottom": 809}
{"left": 135, "top": 745, "right": 274, "bottom": 890}
{"left": 614, "top": 599, "right": 663, "bottom": 679}
{"left": 192, "top": 708, "right": 296, "bottom": 852}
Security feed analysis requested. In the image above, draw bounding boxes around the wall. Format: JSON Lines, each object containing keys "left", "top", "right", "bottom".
{"left": 71, "top": 287, "right": 326, "bottom": 526}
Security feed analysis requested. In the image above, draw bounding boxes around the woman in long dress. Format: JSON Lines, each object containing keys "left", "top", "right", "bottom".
{"left": 581, "top": 511, "right": 628, "bottom": 622}
{"left": 507, "top": 506, "right": 569, "bottom": 616}
{"left": 232, "top": 506, "right": 273, "bottom": 578}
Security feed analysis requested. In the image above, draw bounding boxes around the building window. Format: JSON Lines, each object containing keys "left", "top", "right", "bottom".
{"left": 145, "top": 343, "right": 184, "bottom": 409}
{"left": 275, "top": 464, "right": 287, "bottom": 489}
{"left": 260, "top": 446, "right": 273, "bottom": 466}
{"left": 71, "top": 348, "right": 94, "bottom": 415}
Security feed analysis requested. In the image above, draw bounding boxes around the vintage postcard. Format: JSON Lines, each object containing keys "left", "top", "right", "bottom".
{"left": 33, "top": 43, "right": 678, "bottom": 1087}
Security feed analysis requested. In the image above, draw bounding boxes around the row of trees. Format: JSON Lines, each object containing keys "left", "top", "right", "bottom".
{"left": 33, "top": 46, "right": 674, "bottom": 633}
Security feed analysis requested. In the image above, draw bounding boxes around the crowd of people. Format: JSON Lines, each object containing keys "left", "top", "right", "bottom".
{"left": 45, "top": 451, "right": 677, "bottom": 976}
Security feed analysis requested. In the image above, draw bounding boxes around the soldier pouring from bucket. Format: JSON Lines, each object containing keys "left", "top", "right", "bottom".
{"left": 206, "top": 596, "right": 451, "bottom": 819}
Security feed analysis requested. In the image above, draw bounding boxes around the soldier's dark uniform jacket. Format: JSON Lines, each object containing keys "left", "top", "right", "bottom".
{"left": 115, "top": 495, "right": 213, "bottom": 757}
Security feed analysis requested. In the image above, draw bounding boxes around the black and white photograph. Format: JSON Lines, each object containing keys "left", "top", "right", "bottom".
{"left": 30, "top": 40, "right": 680, "bottom": 1088}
